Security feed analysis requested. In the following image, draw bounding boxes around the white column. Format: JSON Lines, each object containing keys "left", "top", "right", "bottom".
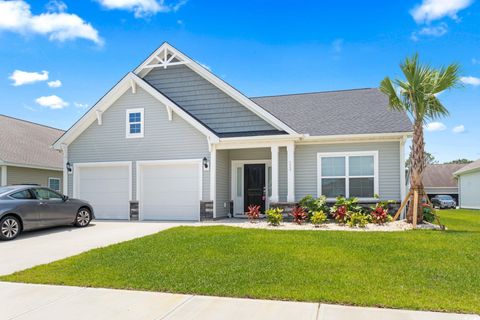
{"left": 61, "top": 144, "right": 68, "bottom": 195}
{"left": 399, "top": 137, "right": 407, "bottom": 219}
{"left": 210, "top": 144, "right": 217, "bottom": 218}
{"left": 1, "top": 166, "right": 7, "bottom": 186}
{"left": 271, "top": 145, "right": 279, "bottom": 203}
{"left": 287, "top": 143, "right": 295, "bottom": 203}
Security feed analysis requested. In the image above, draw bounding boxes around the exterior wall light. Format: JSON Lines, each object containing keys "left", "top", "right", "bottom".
{"left": 202, "top": 157, "right": 209, "bottom": 170}
{"left": 66, "top": 162, "right": 72, "bottom": 174}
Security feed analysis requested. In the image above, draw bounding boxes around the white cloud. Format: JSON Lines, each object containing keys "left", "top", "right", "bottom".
{"left": 9, "top": 70, "right": 49, "bottom": 86}
{"left": 35, "top": 95, "right": 68, "bottom": 109}
{"left": 425, "top": 122, "right": 447, "bottom": 132}
{"left": 74, "top": 102, "right": 89, "bottom": 108}
{"left": 410, "top": 0, "right": 473, "bottom": 23}
{"left": 452, "top": 125, "right": 466, "bottom": 133}
{"left": 0, "top": 0, "right": 102, "bottom": 45}
{"left": 47, "top": 80, "right": 62, "bottom": 88}
{"left": 411, "top": 23, "right": 448, "bottom": 41}
{"left": 460, "top": 76, "right": 480, "bottom": 86}
{"left": 96, "top": 0, "right": 187, "bottom": 18}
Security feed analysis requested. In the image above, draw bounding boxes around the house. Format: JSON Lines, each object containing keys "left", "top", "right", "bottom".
{"left": 423, "top": 163, "right": 467, "bottom": 202}
{"left": 53, "top": 42, "right": 412, "bottom": 221}
{"left": 454, "top": 160, "right": 480, "bottom": 209}
{"left": 0, "top": 115, "right": 63, "bottom": 191}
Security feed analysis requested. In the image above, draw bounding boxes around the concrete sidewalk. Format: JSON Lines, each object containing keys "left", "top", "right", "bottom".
{"left": 1, "top": 282, "right": 478, "bottom": 320}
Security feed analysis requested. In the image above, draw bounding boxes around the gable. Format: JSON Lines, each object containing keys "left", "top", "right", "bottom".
{"left": 144, "top": 64, "right": 278, "bottom": 135}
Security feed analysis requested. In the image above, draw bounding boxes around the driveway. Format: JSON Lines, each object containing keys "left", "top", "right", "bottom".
{"left": 0, "top": 221, "right": 184, "bottom": 276}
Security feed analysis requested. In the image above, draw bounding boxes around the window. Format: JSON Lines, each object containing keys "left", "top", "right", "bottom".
{"left": 126, "top": 108, "right": 144, "bottom": 138}
{"left": 10, "top": 189, "right": 34, "bottom": 199}
{"left": 48, "top": 178, "right": 61, "bottom": 192}
{"left": 32, "top": 188, "right": 63, "bottom": 201}
{"left": 318, "top": 151, "right": 378, "bottom": 199}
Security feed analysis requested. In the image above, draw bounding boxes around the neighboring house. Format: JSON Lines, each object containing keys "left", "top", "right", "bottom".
{"left": 0, "top": 115, "right": 64, "bottom": 191}
{"left": 454, "top": 160, "right": 480, "bottom": 209}
{"left": 53, "top": 42, "right": 412, "bottom": 221}
{"left": 423, "top": 164, "right": 467, "bottom": 202}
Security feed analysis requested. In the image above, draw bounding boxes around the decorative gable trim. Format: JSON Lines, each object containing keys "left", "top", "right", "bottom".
{"left": 134, "top": 42, "right": 298, "bottom": 135}
{"left": 53, "top": 73, "right": 219, "bottom": 150}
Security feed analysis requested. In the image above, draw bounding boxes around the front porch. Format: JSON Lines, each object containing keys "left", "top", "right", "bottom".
{"left": 211, "top": 141, "right": 296, "bottom": 218}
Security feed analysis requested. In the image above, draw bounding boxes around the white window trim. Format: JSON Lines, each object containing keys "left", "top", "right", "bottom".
{"left": 317, "top": 151, "right": 379, "bottom": 201}
{"left": 48, "top": 177, "right": 61, "bottom": 192}
{"left": 126, "top": 108, "right": 144, "bottom": 139}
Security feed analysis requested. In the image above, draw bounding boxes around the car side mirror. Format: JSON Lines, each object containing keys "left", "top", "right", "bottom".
{"left": 62, "top": 195, "right": 69, "bottom": 201}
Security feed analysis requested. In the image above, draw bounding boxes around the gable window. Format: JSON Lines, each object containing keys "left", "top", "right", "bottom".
{"left": 126, "top": 108, "right": 144, "bottom": 138}
{"left": 317, "top": 151, "right": 378, "bottom": 200}
{"left": 48, "top": 177, "right": 61, "bottom": 192}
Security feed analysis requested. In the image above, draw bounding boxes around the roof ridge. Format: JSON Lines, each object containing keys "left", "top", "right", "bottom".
{"left": 250, "top": 87, "right": 376, "bottom": 99}
{"left": 0, "top": 114, "right": 64, "bottom": 132}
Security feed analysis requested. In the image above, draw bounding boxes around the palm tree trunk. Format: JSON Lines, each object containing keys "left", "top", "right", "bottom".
{"left": 407, "top": 120, "right": 425, "bottom": 223}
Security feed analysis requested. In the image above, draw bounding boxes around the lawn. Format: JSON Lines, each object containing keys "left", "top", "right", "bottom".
{"left": 2, "top": 209, "right": 479, "bottom": 314}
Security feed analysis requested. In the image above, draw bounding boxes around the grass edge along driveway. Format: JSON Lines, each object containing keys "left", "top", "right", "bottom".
{"left": 1, "top": 209, "right": 479, "bottom": 314}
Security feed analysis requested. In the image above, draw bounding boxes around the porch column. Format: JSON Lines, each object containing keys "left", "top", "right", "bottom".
{"left": 210, "top": 144, "right": 216, "bottom": 218}
{"left": 271, "top": 145, "right": 279, "bottom": 203}
{"left": 1, "top": 166, "right": 7, "bottom": 186}
{"left": 287, "top": 143, "right": 295, "bottom": 203}
{"left": 61, "top": 144, "right": 68, "bottom": 195}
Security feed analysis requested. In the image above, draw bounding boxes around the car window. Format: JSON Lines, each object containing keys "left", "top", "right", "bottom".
{"left": 438, "top": 195, "right": 453, "bottom": 200}
{"left": 10, "top": 189, "right": 34, "bottom": 200}
{"left": 0, "top": 186, "right": 17, "bottom": 195}
{"left": 32, "top": 188, "right": 63, "bottom": 201}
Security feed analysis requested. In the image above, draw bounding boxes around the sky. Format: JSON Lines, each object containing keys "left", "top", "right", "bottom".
{"left": 0, "top": 0, "right": 479, "bottom": 163}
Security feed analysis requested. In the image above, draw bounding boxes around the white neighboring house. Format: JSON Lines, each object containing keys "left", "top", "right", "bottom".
{"left": 454, "top": 160, "right": 480, "bottom": 210}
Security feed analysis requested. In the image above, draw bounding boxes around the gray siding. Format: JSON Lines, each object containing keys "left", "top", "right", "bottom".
{"left": 295, "top": 141, "right": 401, "bottom": 201}
{"left": 6, "top": 166, "right": 62, "bottom": 189}
{"left": 215, "top": 149, "right": 230, "bottom": 217}
{"left": 144, "top": 65, "right": 277, "bottom": 134}
{"left": 68, "top": 87, "right": 211, "bottom": 201}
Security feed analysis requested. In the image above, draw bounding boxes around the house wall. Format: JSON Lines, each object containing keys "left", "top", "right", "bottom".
{"left": 67, "top": 87, "right": 211, "bottom": 201}
{"left": 459, "top": 171, "right": 480, "bottom": 209}
{"left": 144, "top": 64, "right": 277, "bottom": 134}
{"left": 6, "top": 166, "right": 62, "bottom": 189}
{"left": 295, "top": 141, "right": 401, "bottom": 201}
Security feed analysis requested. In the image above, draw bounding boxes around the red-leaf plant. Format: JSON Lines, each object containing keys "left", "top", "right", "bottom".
{"left": 290, "top": 206, "right": 308, "bottom": 225}
{"left": 371, "top": 206, "right": 389, "bottom": 224}
{"left": 246, "top": 205, "right": 261, "bottom": 223}
{"left": 333, "top": 205, "right": 348, "bottom": 224}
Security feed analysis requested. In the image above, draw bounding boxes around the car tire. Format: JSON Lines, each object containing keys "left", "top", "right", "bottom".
{"left": 75, "top": 208, "right": 92, "bottom": 227}
{"left": 0, "top": 215, "right": 21, "bottom": 241}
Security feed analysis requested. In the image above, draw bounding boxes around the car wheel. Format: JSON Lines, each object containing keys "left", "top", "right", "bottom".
{"left": 0, "top": 216, "right": 21, "bottom": 241}
{"left": 75, "top": 208, "right": 92, "bottom": 227}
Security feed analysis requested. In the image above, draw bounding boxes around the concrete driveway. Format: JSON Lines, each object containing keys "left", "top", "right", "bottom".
{"left": 0, "top": 220, "right": 184, "bottom": 276}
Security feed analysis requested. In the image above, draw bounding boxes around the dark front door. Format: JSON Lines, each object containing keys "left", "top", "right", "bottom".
{"left": 244, "top": 164, "right": 266, "bottom": 213}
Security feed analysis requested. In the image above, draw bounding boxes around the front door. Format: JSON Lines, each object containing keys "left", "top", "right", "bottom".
{"left": 244, "top": 164, "right": 266, "bottom": 213}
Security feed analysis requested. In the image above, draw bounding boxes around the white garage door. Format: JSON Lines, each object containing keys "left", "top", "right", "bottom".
{"left": 75, "top": 163, "right": 131, "bottom": 220}
{"left": 138, "top": 160, "right": 201, "bottom": 221}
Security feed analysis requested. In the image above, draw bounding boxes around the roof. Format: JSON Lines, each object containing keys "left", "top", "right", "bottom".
{"left": 251, "top": 88, "right": 412, "bottom": 136}
{"left": 454, "top": 159, "right": 480, "bottom": 176}
{"left": 0, "top": 115, "right": 64, "bottom": 170}
{"left": 423, "top": 164, "right": 467, "bottom": 188}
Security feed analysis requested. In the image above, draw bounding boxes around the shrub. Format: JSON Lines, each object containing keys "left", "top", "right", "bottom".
{"left": 347, "top": 212, "right": 370, "bottom": 228}
{"left": 246, "top": 205, "right": 261, "bottom": 223}
{"left": 332, "top": 205, "right": 348, "bottom": 224}
{"left": 290, "top": 206, "right": 308, "bottom": 225}
{"left": 370, "top": 195, "right": 395, "bottom": 224}
{"left": 265, "top": 207, "right": 283, "bottom": 226}
{"left": 422, "top": 203, "right": 436, "bottom": 223}
{"left": 299, "top": 195, "right": 328, "bottom": 217}
{"left": 310, "top": 211, "right": 327, "bottom": 227}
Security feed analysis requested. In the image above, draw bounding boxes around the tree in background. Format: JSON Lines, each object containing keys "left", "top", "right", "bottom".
{"left": 445, "top": 159, "right": 473, "bottom": 164}
{"left": 380, "top": 54, "right": 461, "bottom": 223}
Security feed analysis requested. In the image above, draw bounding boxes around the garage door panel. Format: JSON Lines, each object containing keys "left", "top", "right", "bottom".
{"left": 139, "top": 162, "right": 200, "bottom": 221}
{"left": 76, "top": 164, "right": 130, "bottom": 220}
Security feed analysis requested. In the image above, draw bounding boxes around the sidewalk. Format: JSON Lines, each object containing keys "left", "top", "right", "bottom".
{"left": 1, "top": 282, "right": 478, "bottom": 320}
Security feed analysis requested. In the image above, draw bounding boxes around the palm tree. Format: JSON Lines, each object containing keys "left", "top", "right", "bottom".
{"left": 380, "top": 54, "right": 461, "bottom": 223}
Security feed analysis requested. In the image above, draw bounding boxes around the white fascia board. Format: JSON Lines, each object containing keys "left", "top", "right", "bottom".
{"left": 53, "top": 73, "right": 219, "bottom": 150}
{"left": 298, "top": 132, "right": 412, "bottom": 144}
{"left": 1, "top": 162, "right": 63, "bottom": 171}
{"left": 134, "top": 43, "right": 298, "bottom": 135}
{"left": 454, "top": 167, "right": 480, "bottom": 177}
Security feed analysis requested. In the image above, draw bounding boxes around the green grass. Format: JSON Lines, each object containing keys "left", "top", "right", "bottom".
{"left": 2, "top": 209, "right": 479, "bottom": 314}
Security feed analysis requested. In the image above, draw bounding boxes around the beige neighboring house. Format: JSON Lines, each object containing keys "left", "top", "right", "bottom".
{"left": 454, "top": 160, "right": 480, "bottom": 210}
{"left": 423, "top": 163, "right": 467, "bottom": 203}
{"left": 0, "top": 115, "right": 64, "bottom": 191}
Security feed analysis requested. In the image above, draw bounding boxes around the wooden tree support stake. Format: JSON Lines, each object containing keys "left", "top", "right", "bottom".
{"left": 412, "top": 189, "right": 419, "bottom": 229}
{"left": 393, "top": 191, "right": 412, "bottom": 221}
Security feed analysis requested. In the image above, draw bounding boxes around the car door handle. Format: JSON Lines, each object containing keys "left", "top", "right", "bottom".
{"left": 39, "top": 201, "right": 47, "bottom": 205}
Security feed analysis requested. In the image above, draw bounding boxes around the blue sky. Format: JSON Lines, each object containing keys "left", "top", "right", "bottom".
{"left": 0, "top": 0, "right": 479, "bottom": 162}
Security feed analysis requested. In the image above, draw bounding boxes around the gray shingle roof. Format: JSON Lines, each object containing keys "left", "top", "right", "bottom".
{"left": 423, "top": 164, "right": 466, "bottom": 188}
{"left": 454, "top": 159, "right": 480, "bottom": 176}
{"left": 0, "top": 115, "right": 64, "bottom": 169}
{"left": 251, "top": 88, "right": 412, "bottom": 136}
